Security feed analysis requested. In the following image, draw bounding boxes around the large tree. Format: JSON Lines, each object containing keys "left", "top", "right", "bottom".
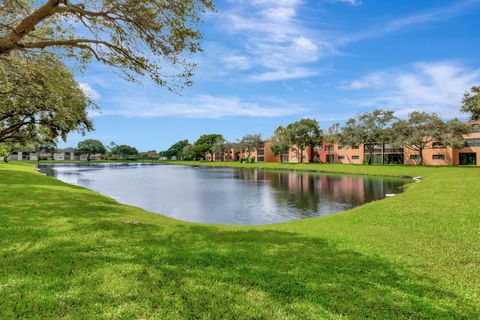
{"left": 111, "top": 144, "right": 138, "bottom": 159}
{"left": 0, "top": 0, "right": 214, "bottom": 91}
{"left": 77, "top": 139, "right": 106, "bottom": 161}
{"left": 239, "top": 134, "right": 263, "bottom": 159}
{"left": 160, "top": 139, "right": 190, "bottom": 160}
{"left": 0, "top": 53, "right": 93, "bottom": 144}
{"left": 270, "top": 126, "right": 290, "bottom": 163}
{"left": 340, "top": 109, "right": 396, "bottom": 165}
{"left": 210, "top": 136, "right": 227, "bottom": 161}
{"left": 324, "top": 123, "right": 340, "bottom": 163}
{"left": 36, "top": 141, "right": 57, "bottom": 161}
{"left": 285, "top": 119, "right": 322, "bottom": 163}
{"left": 393, "top": 112, "right": 470, "bottom": 165}
{"left": 192, "top": 134, "right": 222, "bottom": 161}
{"left": 461, "top": 86, "right": 480, "bottom": 121}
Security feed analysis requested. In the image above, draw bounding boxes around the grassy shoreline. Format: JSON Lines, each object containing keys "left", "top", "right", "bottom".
{"left": 1, "top": 161, "right": 479, "bottom": 318}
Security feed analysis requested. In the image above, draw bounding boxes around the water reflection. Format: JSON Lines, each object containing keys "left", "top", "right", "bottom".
{"left": 38, "top": 163, "right": 408, "bottom": 225}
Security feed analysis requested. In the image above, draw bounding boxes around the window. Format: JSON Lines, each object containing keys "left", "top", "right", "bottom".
{"left": 352, "top": 146, "right": 360, "bottom": 150}
{"left": 352, "top": 155, "right": 360, "bottom": 160}
{"left": 432, "top": 154, "right": 445, "bottom": 160}
{"left": 464, "top": 139, "right": 480, "bottom": 147}
{"left": 337, "top": 156, "right": 345, "bottom": 160}
{"left": 324, "top": 145, "right": 334, "bottom": 152}
{"left": 432, "top": 142, "right": 445, "bottom": 148}
{"left": 410, "top": 155, "right": 421, "bottom": 160}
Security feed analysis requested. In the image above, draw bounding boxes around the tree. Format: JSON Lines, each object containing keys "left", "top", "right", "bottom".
{"left": 0, "top": 53, "right": 93, "bottom": 144}
{"left": 239, "top": 134, "right": 263, "bottom": 159}
{"left": 77, "top": 139, "right": 106, "bottom": 161}
{"left": 210, "top": 137, "right": 227, "bottom": 161}
{"left": 340, "top": 110, "right": 396, "bottom": 165}
{"left": 324, "top": 123, "right": 340, "bottom": 163}
{"left": 270, "top": 126, "right": 290, "bottom": 163}
{"left": 444, "top": 119, "right": 472, "bottom": 148}
{"left": 36, "top": 141, "right": 57, "bottom": 161}
{"left": 285, "top": 119, "right": 322, "bottom": 163}
{"left": 111, "top": 144, "right": 138, "bottom": 159}
{"left": 138, "top": 150, "right": 159, "bottom": 161}
{"left": 192, "top": 134, "right": 223, "bottom": 161}
{"left": 393, "top": 112, "right": 470, "bottom": 165}
{"left": 461, "top": 86, "right": 480, "bottom": 121}
{"left": 182, "top": 144, "right": 195, "bottom": 161}
{"left": 0, "top": 143, "right": 11, "bottom": 162}
{"left": 0, "top": 0, "right": 214, "bottom": 91}
{"left": 161, "top": 139, "right": 190, "bottom": 160}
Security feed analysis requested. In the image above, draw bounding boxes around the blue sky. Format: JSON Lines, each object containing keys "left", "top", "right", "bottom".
{"left": 68, "top": 0, "right": 480, "bottom": 151}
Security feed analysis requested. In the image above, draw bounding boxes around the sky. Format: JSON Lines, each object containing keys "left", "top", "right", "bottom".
{"left": 67, "top": 0, "right": 480, "bottom": 151}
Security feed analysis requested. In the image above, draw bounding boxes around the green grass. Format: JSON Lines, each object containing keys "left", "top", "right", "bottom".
{"left": 0, "top": 161, "right": 479, "bottom": 319}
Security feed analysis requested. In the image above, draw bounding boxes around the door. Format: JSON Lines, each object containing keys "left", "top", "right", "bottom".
{"left": 459, "top": 153, "right": 477, "bottom": 165}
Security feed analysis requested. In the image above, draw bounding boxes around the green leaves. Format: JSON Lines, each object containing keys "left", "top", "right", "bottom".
{"left": 0, "top": 0, "right": 215, "bottom": 91}
{"left": 0, "top": 53, "right": 93, "bottom": 145}
{"left": 76, "top": 139, "right": 106, "bottom": 160}
{"left": 461, "top": 86, "right": 480, "bottom": 121}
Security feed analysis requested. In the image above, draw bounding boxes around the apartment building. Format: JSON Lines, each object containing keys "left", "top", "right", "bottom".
{"left": 6, "top": 147, "right": 102, "bottom": 162}
{"left": 237, "top": 121, "right": 480, "bottom": 166}
{"left": 404, "top": 122, "right": 480, "bottom": 166}
{"left": 205, "top": 148, "right": 238, "bottom": 162}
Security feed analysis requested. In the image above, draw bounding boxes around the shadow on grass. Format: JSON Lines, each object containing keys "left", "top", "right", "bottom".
{"left": 0, "top": 167, "right": 477, "bottom": 319}
{"left": 1, "top": 217, "right": 476, "bottom": 318}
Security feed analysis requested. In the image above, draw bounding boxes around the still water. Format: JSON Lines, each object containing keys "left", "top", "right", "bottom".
{"left": 38, "top": 163, "right": 408, "bottom": 225}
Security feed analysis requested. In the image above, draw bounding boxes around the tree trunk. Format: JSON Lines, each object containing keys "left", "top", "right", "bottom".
{"left": 419, "top": 148, "right": 424, "bottom": 166}
{"left": 300, "top": 148, "right": 304, "bottom": 163}
{"left": 87, "top": 154, "right": 91, "bottom": 161}
{"left": 368, "top": 146, "right": 374, "bottom": 165}
{"left": 382, "top": 144, "right": 385, "bottom": 165}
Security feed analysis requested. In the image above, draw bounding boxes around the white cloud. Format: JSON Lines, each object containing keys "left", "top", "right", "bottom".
{"left": 79, "top": 83, "right": 101, "bottom": 100}
{"left": 222, "top": 55, "right": 252, "bottom": 70}
{"left": 101, "top": 95, "right": 307, "bottom": 119}
{"left": 332, "top": 0, "right": 362, "bottom": 6}
{"left": 250, "top": 68, "right": 318, "bottom": 81}
{"left": 216, "top": 0, "right": 327, "bottom": 81}
{"left": 341, "top": 61, "right": 480, "bottom": 118}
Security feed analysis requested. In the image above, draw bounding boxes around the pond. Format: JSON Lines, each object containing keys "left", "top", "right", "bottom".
{"left": 38, "top": 163, "right": 408, "bottom": 225}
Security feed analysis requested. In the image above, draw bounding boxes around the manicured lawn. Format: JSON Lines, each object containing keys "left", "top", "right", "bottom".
{"left": 0, "top": 161, "right": 479, "bottom": 319}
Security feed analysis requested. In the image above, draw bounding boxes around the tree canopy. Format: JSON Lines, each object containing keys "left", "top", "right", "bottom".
{"left": 340, "top": 110, "right": 396, "bottom": 165}
{"left": 461, "top": 86, "right": 480, "bottom": 121}
{"left": 270, "top": 126, "right": 290, "bottom": 162}
{"left": 192, "top": 134, "right": 223, "bottom": 160}
{"left": 0, "top": 0, "right": 214, "bottom": 91}
{"left": 76, "top": 139, "right": 106, "bottom": 160}
{"left": 0, "top": 53, "right": 93, "bottom": 144}
{"left": 161, "top": 139, "right": 190, "bottom": 160}
{"left": 285, "top": 119, "right": 322, "bottom": 163}
{"left": 111, "top": 144, "right": 138, "bottom": 159}
{"left": 239, "top": 134, "right": 263, "bottom": 158}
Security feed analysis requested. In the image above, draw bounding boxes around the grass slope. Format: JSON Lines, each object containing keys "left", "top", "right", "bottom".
{"left": 0, "top": 162, "right": 479, "bottom": 319}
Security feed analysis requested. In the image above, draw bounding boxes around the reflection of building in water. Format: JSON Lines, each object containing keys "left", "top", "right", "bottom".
{"left": 234, "top": 168, "right": 403, "bottom": 214}
{"left": 318, "top": 175, "right": 366, "bottom": 204}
